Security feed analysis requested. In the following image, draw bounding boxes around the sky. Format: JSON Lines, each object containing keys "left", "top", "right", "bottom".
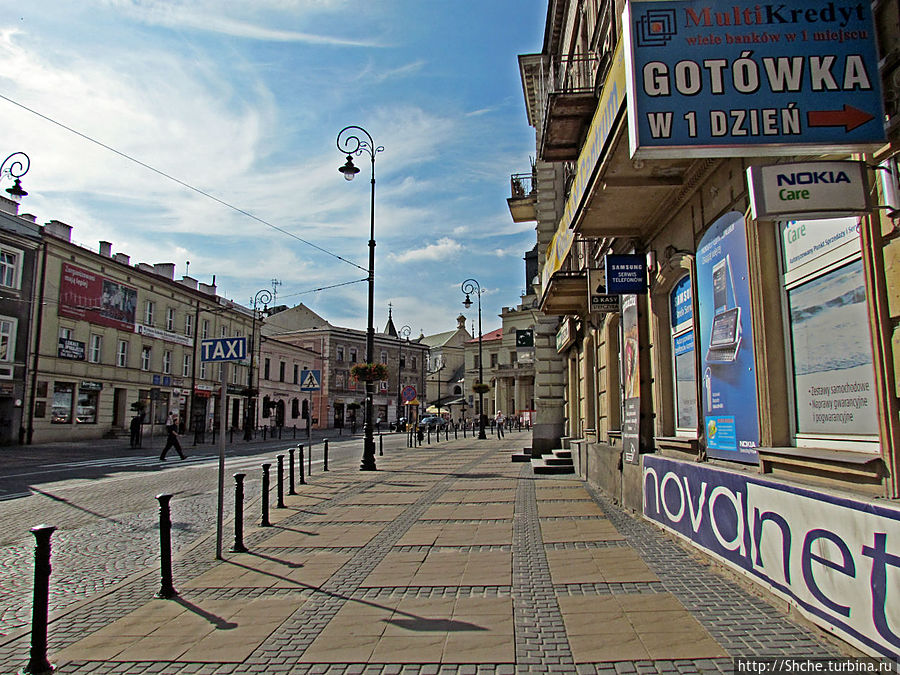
{"left": 0, "top": 0, "right": 545, "bottom": 338}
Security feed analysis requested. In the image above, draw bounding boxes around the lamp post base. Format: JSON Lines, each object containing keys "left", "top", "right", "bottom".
{"left": 361, "top": 436, "right": 377, "bottom": 471}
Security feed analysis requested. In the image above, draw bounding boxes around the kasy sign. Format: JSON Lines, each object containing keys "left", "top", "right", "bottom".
{"left": 622, "top": 0, "right": 886, "bottom": 158}
{"left": 643, "top": 456, "right": 900, "bottom": 659}
{"left": 747, "top": 160, "right": 870, "bottom": 219}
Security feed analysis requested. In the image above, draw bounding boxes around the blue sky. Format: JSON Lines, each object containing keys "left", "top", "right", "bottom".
{"left": 0, "top": 1, "right": 544, "bottom": 337}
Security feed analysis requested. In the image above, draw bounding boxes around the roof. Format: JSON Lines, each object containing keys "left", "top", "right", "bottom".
{"left": 467, "top": 327, "right": 503, "bottom": 343}
{"left": 420, "top": 329, "right": 459, "bottom": 348}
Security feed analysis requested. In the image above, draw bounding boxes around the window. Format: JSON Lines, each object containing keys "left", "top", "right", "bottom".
{"left": 59, "top": 327, "right": 72, "bottom": 340}
{"left": 89, "top": 335, "right": 102, "bottom": 363}
{"left": 336, "top": 346, "right": 344, "bottom": 362}
{"left": 76, "top": 387, "right": 98, "bottom": 424}
{"left": 52, "top": 382, "right": 74, "bottom": 424}
{"left": 490, "top": 353, "right": 498, "bottom": 367}
{"left": 781, "top": 218, "right": 877, "bottom": 449}
{"left": 349, "top": 347, "right": 357, "bottom": 363}
{"left": 141, "top": 346, "right": 151, "bottom": 371}
{"left": 293, "top": 364, "right": 299, "bottom": 384}
{"left": 0, "top": 317, "right": 16, "bottom": 365}
{"left": 183, "top": 353, "right": 192, "bottom": 377}
{"left": 400, "top": 354, "right": 406, "bottom": 369}
{"left": 411, "top": 356, "right": 417, "bottom": 370}
{"left": 279, "top": 361, "right": 285, "bottom": 382}
{"left": 200, "top": 362, "right": 207, "bottom": 379}
{"left": 217, "top": 363, "right": 223, "bottom": 380}
{"left": 166, "top": 307, "right": 176, "bottom": 331}
{"left": 163, "top": 350, "right": 171, "bottom": 375}
{"left": 201, "top": 319, "right": 209, "bottom": 339}
{"left": 145, "top": 300, "right": 155, "bottom": 326}
{"left": 511, "top": 350, "right": 518, "bottom": 364}
{"left": 221, "top": 324, "right": 227, "bottom": 337}
{"left": 117, "top": 340, "right": 128, "bottom": 367}
{"left": 264, "top": 358, "right": 271, "bottom": 380}
{"left": 185, "top": 313, "right": 194, "bottom": 337}
{"left": 381, "top": 351, "right": 388, "bottom": 365}
{"left": 670, "top": 275, "right": 698, "bottom": 434}
{"left": 474, "top": 354, "right": 480, "bottom": 369}
{"left": 0, "top": 246, "right": 22, "bottom": 289}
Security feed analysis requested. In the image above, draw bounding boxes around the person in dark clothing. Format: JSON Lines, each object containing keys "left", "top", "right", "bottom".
{"left": 130, "top": 412, "right": 144, "bottom": 448}
{"left": 160, "top": 413, "right": 186, "bottom": 461}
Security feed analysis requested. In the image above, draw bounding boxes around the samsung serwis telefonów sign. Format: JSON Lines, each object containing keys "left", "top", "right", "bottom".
{"left": 622, "top": 0, "right": 886, "bottom": 158}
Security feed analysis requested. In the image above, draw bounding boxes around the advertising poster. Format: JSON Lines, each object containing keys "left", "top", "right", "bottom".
{"left": 58, "top": 263, "right": 137, "bottom": 331}
{"left": 696, "top": 212, "right": 759, "bottom": 462}
{"left": 622, "top": 294, "right": 641, "bottom": 464}
{"left": 643, "top": 455, "right": 900, "bottom": 659}
{"left": 622, "top": 0, "right": 886, "bottom": 158}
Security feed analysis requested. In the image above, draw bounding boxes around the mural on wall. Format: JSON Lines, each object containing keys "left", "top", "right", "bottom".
{"left": 696, "top": 212, "right": 760, "bottom": 463}
{"left": 643, "top": 455, "right": 900, "bottom": 660}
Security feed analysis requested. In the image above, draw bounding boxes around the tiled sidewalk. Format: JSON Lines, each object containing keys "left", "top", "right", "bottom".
{"left": 0, "top": 433, "right": 840, "bottom": 673}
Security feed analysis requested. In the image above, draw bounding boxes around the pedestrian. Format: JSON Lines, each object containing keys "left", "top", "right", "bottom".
{"left": 160, "top": 412, "right": 186, "bottom": 461}
{"left": 376, "top": 416, "right": 382, "bottom": 432}
{"left": 130, "top": 411, "right": 144, "bottom": 448}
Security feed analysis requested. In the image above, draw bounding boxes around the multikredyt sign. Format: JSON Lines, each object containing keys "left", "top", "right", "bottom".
{"left": 643, "top": 456, "right": 900, "bottom": 659}
{"left": 622, "top": 0, "right": 886, "bottom": 157}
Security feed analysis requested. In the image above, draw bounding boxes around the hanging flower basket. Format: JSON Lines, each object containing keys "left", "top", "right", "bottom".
{"left": 472, "top": 382, "right": 490, "bottom": 394}
{"left": 350, "top": 362, "right": 389, "bottom": 382}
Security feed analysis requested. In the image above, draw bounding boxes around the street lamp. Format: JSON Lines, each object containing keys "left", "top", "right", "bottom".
{"left": 244, "top": 289, "right": 273, "bottom": 441}
{"left": 396, "top": 324, "right": 411, "bottom": 429}
{"left": 337, "top": 125, "right": 383, "bottom": 471}
{"left": 461, "top": 279, "right": 487, "bottom": 440}
{"left": 1, "top": 152, "right": 30, "bottom": 201}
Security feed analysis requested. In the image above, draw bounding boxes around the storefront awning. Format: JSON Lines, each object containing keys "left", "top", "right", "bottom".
{"left": 540, "top": 270, "right": 588, "bottom": 316}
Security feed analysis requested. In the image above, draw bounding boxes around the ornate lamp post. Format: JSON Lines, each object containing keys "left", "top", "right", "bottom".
{"left": 337, "top": 126, "right": 383, "bottom": 471}
{"left": 461, "top": 279, "right": 487, "bottom": 440}
{"left": 1, "top": 152, "right": 30, "bottom": 201}
{"left": 244, "top": 289, "right": 273, "bottom": 440}
{"left": 396, "top": 324, "right": 411, "bottom": 429}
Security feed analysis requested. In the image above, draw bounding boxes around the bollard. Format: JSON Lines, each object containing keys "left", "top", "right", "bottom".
{"left": 288, "top": 447, "right": 296, "bottom": 495}
{"left": 263, "top": 426, "right": 268, "bottom": 440}
{"left": 297, "top": 444, "right": 306, "bottom": 484}
{"left": 276, "top": 455, "right": 285, "bottom": 508}
{"left": 308, "top": 442, "right": 312, "bottom": 475}
{"left": 324, "top": 440, "right": 329, "bottom": 471}
{"left": 293, "top": 425, "right": 297, "bottom": 440}
{"left": 278, "top": 426, "right": 283, "bottom": 440}
{"left": 454, "top": 425, "right": 458, "bottom": 440}
{"left": 155, "top": 494, "right": 178, "bottom": 599}
{"left": 260, "top": 464, "right": 271, "bottom": 527}
{"left": 379, "top": 434, "right": 383, "bottom": 456}
{"left": 427, "top": 427, "right": 431, "bottom": 444}
{"left": 24, "top": 524, "right": 56, "bottom": 675}
{"left": 231, "top": 474, "right": 247, "bottom": 553}
{"left": 464, "top": 423, "right": 467, "bottom": 439}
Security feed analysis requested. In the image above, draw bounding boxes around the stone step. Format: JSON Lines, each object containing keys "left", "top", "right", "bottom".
{"left": 511, "top": 447, "right": 533, "bottom": 462}
{"left": 531, "top": 457, "right": 575, "bottom": 475}
{"left": 544, "top": 455, "right": 572, "bottom": 466}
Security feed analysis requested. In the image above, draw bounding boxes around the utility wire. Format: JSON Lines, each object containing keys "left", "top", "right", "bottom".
{"left": 0, "top": 92, "right": 368, "bottom": 274}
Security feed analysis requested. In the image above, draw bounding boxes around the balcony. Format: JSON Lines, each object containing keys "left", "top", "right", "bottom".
{"left": 539, "top": 270, "right": 588, "bottom": 316}
{"left": 507, "top": 171, "right": 537, "bottom": 223}
{"left": 540, "top": 54, "right": 600, "bottom": 162}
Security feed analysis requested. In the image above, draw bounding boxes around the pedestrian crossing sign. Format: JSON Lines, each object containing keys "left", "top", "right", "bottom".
{"left": 300, "top": 369, "right": 321, "bottom": 392}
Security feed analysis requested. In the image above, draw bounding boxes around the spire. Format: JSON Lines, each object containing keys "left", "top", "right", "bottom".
{"left": 384, "top": 302, "right": 398, "bottom": 337}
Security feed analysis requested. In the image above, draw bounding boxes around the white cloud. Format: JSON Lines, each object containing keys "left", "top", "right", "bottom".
{"left": 389, "top": 238, "right": 463, "bottom": 264}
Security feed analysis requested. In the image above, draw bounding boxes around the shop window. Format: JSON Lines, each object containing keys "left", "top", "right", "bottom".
{"left": 76, "top": 388, "right": 98, "bottom": 424}
{"left": 52, "top": 382, "right": 74, "bottom": 424}
{"left": 262, "top": 395, "right": 270, "bottom": 418}
{"left": 781, "top": 218, "right": 878, "bottom": 450}
{"left": 670, "top": 275, "right": 698, "bottom": 434}
{"left": 0, "top": 316, "right": 16, "bottom": 378}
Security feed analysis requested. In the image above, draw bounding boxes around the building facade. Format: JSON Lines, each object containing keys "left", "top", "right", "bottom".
{"left": 513, "top": 0, "right": 900, "bottom": 659}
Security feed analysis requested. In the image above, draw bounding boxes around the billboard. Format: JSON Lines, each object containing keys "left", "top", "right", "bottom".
{"left": 696, "top": 212, "right": 760, "bottom": 463}
{"left": 622, "top": 0, "right": 886, "bottom": 158}
{"left": 58, "top": 263, "right": 137, "bottom": 331}
{"left": 643, "top": 456, "right": 900, "bottom": 659}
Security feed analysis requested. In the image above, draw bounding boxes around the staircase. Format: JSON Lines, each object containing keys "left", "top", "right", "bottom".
{"left": 531, "top": 448, "right": 575, "bottom": 474}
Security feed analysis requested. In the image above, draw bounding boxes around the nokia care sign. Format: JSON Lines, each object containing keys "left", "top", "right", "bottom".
{"left": 643, "top": 456, "right": 900, "bottom": 659}
{"left": 747, "top": 160, "right": 870, "bottom": 219}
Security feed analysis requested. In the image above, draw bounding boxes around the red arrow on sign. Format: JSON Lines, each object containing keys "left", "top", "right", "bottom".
{"left": 807, "top": 105, "right": 875, "bottom": 132}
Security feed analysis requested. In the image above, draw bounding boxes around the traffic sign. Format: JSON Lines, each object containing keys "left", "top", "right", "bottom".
{"left": 200, "top": 337, "right": 247, "bottom": 362}
{"left": 401, "top": 385, "right": 417, "bottom": 403}
{"left": 300, "top": 370, "right": 321, "bottom": 392}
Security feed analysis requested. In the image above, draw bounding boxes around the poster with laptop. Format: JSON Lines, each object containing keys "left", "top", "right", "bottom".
{"left": 697, "top": 212, "right": 760, "bottom": 463}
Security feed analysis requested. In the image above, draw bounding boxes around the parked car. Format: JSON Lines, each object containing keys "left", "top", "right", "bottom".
{"left": 417, "top": 415, "right": 448, "bottom": 431}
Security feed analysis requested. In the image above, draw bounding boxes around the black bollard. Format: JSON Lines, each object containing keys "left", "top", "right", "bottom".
{"left": 427, "top": 427, "right": 431, "bottom": 444}
{"left": 323, "top": 440, "right": 329, "bottom": 471}
{"left": 379, "top": 434, "right": 383, "bottom": 456}
{"left": 293, "top": 425, "right": 297, "bottom": 440}
{"left": 298, "top": 444, "right": 306, "bottom": 485}
{"left": 24, "top": 524, "right": 56, "bottom": 675}
{"left": 288, "top": 447, "right": 296, "bottom": 495}
{"left": 278, "top": 426, "right": 283, "bottom": 440}
{"left": 263, "top": 426, "right": 268, "bottom": 440}
{"left": 231, "top": 474, "right": 247, "bottom": 553}
{"left": 454, "top": 425, "right": 458, "bottom": 440}
{"left": 276, "top": 455, "right": 285, "bottom": 508}
{"left": 260, "top": 464, "right": 271, "bottom": 527}
{"left": 155, "top": 494, "right": 178, "bottom": 599}
{"left": 308, "top": 442, "right": 312, "bottom": 475}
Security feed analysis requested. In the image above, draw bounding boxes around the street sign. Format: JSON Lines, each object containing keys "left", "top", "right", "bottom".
{"left": 401, "top": 385, "right": 417, "bottom": 403}
{"left": 200, "top": 337, "right": 247, "bottom": 362}
{"left": 622, "top": 0, "right": 886, "bottom": 158}
{"left": 300, "top": 369, "right": 321, "bottom": 392}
